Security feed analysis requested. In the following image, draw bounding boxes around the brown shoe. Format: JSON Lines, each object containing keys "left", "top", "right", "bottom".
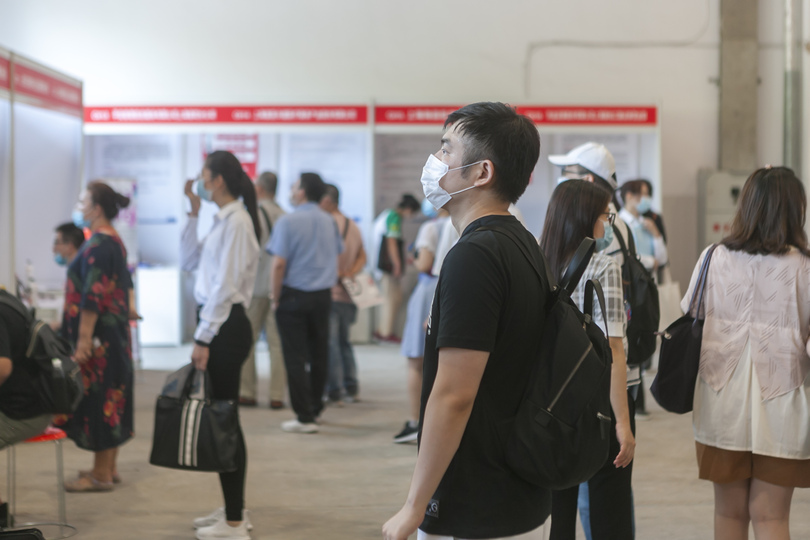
{"left": 269, "top": 400, "right": 284, "bottom": 410}
{"left": 65, "top": 475, "right": 113, "bottom": 493}
{"left": 238, "top": 397, "right": 258, "bottom": 407}
{"left": 79, "top": 469, "right": 121, "bottom": 484}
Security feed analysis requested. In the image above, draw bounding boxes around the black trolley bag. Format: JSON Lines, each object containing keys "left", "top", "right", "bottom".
{"left": 480, "top": 229, "right": 613, "bottom": 490}
{"left": 0, "top": 290, "right": 83, "bottom": 416}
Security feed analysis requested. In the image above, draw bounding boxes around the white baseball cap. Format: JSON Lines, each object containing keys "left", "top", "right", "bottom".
{"left": 549, "top": 142, "right": 618, "bottom": 189}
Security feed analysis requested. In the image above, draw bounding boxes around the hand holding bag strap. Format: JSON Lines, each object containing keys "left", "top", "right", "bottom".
{"left": 584, "top": 279, "right": 610, "bottom": 339}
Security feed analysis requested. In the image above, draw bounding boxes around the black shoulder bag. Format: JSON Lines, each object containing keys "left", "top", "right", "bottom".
{"left": 650, "top": 244, "right": 718, "bottom": 414}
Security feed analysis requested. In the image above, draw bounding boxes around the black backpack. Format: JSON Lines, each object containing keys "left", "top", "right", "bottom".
{"left": 0, "top": 291, "right": 83, "bottom": 415}
{"left": 612, "top": 225, "right": 660, "bottom": 366}
{"left": 481, "top": 228, "right": 613, "bottom": 490}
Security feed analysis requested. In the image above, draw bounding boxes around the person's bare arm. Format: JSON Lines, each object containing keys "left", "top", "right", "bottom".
{"left": 74, "top": 310, "right": 99, "bottom": 364}
{"left": 609, "top": 337, "right": 635, "bottom": 467}
{"left": 0, "top": 357, "right": 12, "bottom": 386}
{"left": 383, "top": 347, "right": 489, "bottom": 540}
{"left": 413, "top": 248, "right": 436, "bottom": 275}
{"left": 271, "top": 256, "right": 287, "bottom": 310}
{"left": 386, "top": 237, "right": 402, "bottom": 278}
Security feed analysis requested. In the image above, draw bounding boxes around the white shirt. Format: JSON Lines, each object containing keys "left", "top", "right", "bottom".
{"left": 181, "top": 200, "right": 259, "bottom": 344}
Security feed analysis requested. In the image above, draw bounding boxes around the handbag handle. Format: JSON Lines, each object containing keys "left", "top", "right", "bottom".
{"left": 181, "top": 366, "right": 212, "bottom": 401}
{"left": 688, "top": 244, "right": 719, "bottom": 320}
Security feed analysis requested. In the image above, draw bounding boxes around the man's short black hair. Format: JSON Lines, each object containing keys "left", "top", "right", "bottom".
{"left": 300, "top": 172, "right": 326, "bottom": 202}
{"left": 397, "top": 194, "right": 420, "bottom": 213}
{"left": 55, "top": 222, "right": 84, "bottom": 250}
{"left": 444, "top": 102, "right": 540, "bottom": 204}
{"left": 322, "top": 183, "right": 340, "bottom": 206}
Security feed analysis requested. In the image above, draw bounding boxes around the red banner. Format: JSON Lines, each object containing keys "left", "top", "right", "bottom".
{"left": 375, "top": 105, "right": 463, "bottom": 125}
{"left": 515, "top": 106, "right": 657, "bottom": 126}
{"left": 0, "top": 56, "right": 9, "bottom": 92}
{"left": 85, "top": 105, "right": 368, "bottom": 124}
{"left": 12, "top": 61, "right": 82, "bottom": 117}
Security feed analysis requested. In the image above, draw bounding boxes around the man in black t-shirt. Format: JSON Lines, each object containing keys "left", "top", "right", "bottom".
{"left": 0, "top": 301, "right": 52, "bottom": 449}
{"left": 384, "top": 102, "right": 552, "bottom": 540}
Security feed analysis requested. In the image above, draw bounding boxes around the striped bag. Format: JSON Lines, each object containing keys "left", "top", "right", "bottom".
{"left": 149, "top": 365, "right": 238, "bottom": 472}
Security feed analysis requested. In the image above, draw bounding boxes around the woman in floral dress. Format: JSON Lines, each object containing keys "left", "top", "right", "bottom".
{"left": 58, "top": 181, "right": 134, "bottom": 492}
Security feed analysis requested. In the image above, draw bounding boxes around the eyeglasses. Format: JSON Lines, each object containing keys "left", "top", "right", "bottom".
{"left": 602, "top": 212, "right": 616, "bottom": 226}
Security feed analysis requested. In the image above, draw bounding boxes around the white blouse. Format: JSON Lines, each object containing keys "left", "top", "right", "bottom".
{"left": 181, "top": 200, "right": 259, "bottom": 344}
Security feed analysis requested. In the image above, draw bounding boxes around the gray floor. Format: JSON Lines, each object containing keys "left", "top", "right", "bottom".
{"left": 7, "top": 343, "right": 810, "bottom": 539}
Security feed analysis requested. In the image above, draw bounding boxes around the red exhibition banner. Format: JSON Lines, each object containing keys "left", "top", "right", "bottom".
{"left": 375, "top": 105, "right": 463, "bottom": 125}
{"left": 11, "top": 60, "right": 82, "bottom": 117}
{"left": 85, "top": 105, "right": 368, "bottom": 124}
{"left": 0, "top": 56, "right": 9, "bottom": 92}
{"left": 515, "top": 106, "right": 657, "bottom": 126}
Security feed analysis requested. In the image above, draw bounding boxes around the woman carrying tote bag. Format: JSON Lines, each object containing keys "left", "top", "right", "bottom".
{"left": 181, "top": 151, "right": 260, "bottom": 540}
{"left": 682, "top": 166, "right": 810, "bottom": 540}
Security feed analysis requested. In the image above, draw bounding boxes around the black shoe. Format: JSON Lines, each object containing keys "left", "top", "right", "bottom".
{"left": 393, "top": 421, "right": 419, "bottom": 444}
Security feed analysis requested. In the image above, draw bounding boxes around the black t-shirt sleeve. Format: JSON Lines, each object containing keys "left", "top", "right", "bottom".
{"left": 436, "top": 237, "right": 505, "bottom": 352}
{"left": 0, "top": 317, "right": 9, "bottom": 359}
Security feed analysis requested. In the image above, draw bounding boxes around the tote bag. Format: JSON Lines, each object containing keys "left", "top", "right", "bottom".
{"left": 650, "top": 244, "right": 718, "bottom": 414}
{"left": 149, "top": 365, "right": 239, "bottom": 472}
{"left": 342, "top": 272, "right": 385, "bottom": 310}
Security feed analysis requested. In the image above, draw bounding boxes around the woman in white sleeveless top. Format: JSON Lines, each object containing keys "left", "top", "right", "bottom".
{"left": 682, "top": 166, "right": 810, "bottom": 540}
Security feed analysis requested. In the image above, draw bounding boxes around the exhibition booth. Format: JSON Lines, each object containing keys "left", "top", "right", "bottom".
{"left": 0, "top": 47, "right": 83, "bottom": 324}
{"left": 83, "top": 103, "right": 661, "bottom": 362}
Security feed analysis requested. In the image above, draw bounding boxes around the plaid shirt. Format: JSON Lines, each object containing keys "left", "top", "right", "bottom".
{"left": 570, "top": 252, "right": 639, "bottom": 386}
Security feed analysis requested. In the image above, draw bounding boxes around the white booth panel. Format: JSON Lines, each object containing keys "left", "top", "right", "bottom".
{"left": 136, "top": 266, "right": 181, "bottom": 347}
{"left": 13, "top": 103, "right": 82, "bottom": 290}
{"left": 0, "top": 99, "right": 12, "bottom": 290}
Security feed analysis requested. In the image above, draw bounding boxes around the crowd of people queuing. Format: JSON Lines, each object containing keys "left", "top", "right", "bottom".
{"left": 0, "top": 101, "right": 807, "bottom": 540}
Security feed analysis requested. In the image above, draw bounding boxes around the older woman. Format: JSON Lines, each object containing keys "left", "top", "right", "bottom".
{"left": 59, "top": 181, "right": 133, "bottom": 492}
{"left": 683, "top": 166, "right": 810, "bottom": 540}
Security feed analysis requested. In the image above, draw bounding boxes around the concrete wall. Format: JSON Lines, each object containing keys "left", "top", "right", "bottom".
{"left": 0, "top": 0, "right": 804, "bottom": 286}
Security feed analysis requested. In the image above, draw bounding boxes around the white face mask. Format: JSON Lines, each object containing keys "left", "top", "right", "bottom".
{"left": 420, "top": 154, "right": 483, "bottom": 209}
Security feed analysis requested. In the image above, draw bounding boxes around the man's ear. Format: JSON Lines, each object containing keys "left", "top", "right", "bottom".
{"left": 473, "top": 160, "right": 496, "bottom": 188}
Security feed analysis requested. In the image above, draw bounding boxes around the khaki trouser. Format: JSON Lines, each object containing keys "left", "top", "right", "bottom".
{"left": 240, "top": 296, "right": 287, "bottom": 402}
{"left": 376, "top": 273, "right": 402, "bottom": 338}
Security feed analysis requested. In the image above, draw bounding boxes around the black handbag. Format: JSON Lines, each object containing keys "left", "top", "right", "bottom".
{"left": 149, "top": 365, "right": 239, "bottom": 472}
{"left": 650, "top": 244, "right": 719, "bottom": 414}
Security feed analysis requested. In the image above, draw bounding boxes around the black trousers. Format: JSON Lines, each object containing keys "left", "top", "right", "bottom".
{"left": 550, "top": 390, "right": 636, "bottom": 540}
{"left": 204, "top": 304, "right": 253, "bottom": 522}
{"left": 274, "top": 286, "right": 331, "bottom": 424}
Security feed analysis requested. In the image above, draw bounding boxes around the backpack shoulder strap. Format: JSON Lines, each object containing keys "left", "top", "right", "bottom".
{"left": 259, "top": 205, "right": 273, "bottom": 237}
{"left": 583, "top": 279, "right": 610, "bottom": 339}
{"left": 342, "top": 215, "right": 351, "bottom": 239}
{"left": 559, "top": 239, "right": 596, "bottom": 295}
{"left": 475, "top": 226, "right": 554, "bottom": 289}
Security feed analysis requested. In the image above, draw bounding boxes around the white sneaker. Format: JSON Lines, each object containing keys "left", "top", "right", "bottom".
{"left": 193, "top": 507, "right": 252, "bottom": 530}
{"left": 195, "top": 518, "right": 251, "bottom": 540}
{"left": 281, "top": 419, "right": 319, "bottom": 433}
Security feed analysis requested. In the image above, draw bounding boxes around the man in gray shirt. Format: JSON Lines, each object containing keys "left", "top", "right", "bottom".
{"left": 239, "top": 171, "right": 287, "bottom": 409}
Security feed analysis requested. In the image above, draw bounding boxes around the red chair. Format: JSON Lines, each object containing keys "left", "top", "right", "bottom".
{"left": 6, "top": 426, "right": 76, "bottom": 538}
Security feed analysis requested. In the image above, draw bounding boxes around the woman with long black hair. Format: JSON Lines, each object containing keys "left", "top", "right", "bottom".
{"left": 540, "top": 179, "right": 636, "bottom": 540}
{"left": 181, "top": 151, "right": 260, "bottom": 540}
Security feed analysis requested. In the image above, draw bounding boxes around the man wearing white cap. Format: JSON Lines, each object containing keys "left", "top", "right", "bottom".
{"left": 549, "top": 142, "right": 629, "bottom": 267}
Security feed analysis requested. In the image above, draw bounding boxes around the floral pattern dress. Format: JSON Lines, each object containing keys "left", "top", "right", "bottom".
{"left": 55, "top": 232, "right": 134, "bottom": 451}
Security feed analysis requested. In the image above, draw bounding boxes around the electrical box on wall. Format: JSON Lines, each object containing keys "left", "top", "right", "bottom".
{"left": 697, "top": 169, "right": 748, "bottom": 248}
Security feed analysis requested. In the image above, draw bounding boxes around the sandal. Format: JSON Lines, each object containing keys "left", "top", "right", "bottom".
{"left": 65, "top": 475, "right": 114, "bottom": 493}
{"left": 79, "top": 469, "right": 121, "bottom": 484}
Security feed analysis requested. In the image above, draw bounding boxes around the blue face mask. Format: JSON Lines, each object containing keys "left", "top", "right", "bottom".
{"left": 195, "top": 177, "right": 213, "bottom": 201}
{"left": 595, "top": 221, "right": 614, "bottom": 252}
{"left": 636, "top": 196, "right": 652, "bottom": 214}
{"left": 72, "top": 209, "right": 90, "bottom": 229}
{"left": 421, "top": 197, "right": 438, "bottom": 219}
{"left": 54, "top": 253, "right": 67, "bottom": 266}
